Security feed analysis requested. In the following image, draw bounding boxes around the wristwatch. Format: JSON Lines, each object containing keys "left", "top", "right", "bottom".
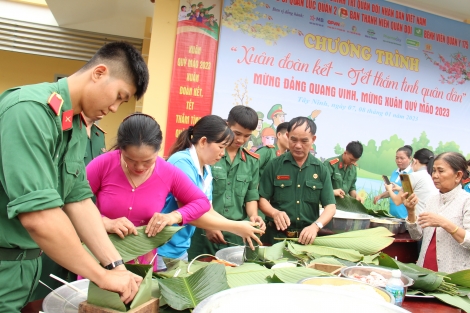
{"left": 314, "top": 221, "right": 324, "bottom": 230}
{"left": 104, "top": 259, "right": 124, "bottom": 270}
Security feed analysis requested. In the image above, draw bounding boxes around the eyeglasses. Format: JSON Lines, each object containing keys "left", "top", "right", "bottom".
{"left": 122, "top": 112, "right": 156, "bottom": 122}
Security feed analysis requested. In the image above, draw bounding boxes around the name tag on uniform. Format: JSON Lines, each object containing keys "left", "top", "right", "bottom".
{"left": 276, "top": 175, "right": 290, "bottom": 180}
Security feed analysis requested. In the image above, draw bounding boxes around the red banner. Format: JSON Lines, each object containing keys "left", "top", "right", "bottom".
{"left": 164, "top": 15, "right": 220, "bottom": 157}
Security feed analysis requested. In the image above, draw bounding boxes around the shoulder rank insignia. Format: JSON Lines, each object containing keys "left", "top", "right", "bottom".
{"left": 47, "top": 92, "right": 64, "bottom": 116}
{"left": 243, "top": 148, "right": 260, "bottom": 159}
{"left": 62, "top": 110, "right": 74, "bottom": 131}
{"left": 94, "top": 123, "right": 107, "bottom": 134}
{"left": 266, "top": 144, "right": 275, "bottom": 148}
{"left": 329, "top": 158, "right": 339, "bottom": 165}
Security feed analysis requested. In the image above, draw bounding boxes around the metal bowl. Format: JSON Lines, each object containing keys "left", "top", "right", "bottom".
{"left": 341, "top": 266, "right": 414, "bottom": 297}
{"left": 194, "top": 284, "right": 410, "bottom": 313}
{"left": 370, "top": 218, "right": 401, "bottom": 235}
{"left": 383, "top": 218, "right": 407, "bottom": 233}
{"left": 214, "top": 246, "right": 244, "bottom": 266}
{"left": 298, "top": 276, "right": 395, "bottom": 304}
{"left": 322, "top": 209, "right": 371, "bottom": 234}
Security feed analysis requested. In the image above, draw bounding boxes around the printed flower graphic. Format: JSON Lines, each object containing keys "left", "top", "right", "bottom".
{"left": 425, "top": 52, "right": 469, "bottom": 84}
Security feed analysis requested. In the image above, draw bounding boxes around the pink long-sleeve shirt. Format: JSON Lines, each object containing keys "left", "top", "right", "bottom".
{"left": 86, "top": 150, "right": 210, "bottom": 270}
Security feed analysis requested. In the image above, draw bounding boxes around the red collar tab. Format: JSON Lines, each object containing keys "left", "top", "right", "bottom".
{"left": 80, "top": 112, "right": 89, "bottom": 128}
{"left": 276, "top": 150, "right": 281, "bottom": 157}
{"left": 62, "top": 110, "right": 74, "bottom": 131}
{"left": 339, "top": 162, "right": 343, "bottom": 169}
{"left": 47, "top": 92, "right": 64, "bottom": 116}
{"left": 241, "top": 150, "right": 246, "bottom": 162}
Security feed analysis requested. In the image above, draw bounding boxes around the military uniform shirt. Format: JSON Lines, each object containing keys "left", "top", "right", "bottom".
{"left": 256, "top": 144, "right": 281, "bottom": 177}
{"left": 211, "top": 148, "right": 260, "bottom": 221}
{"left": 0, "top": 78, "right": 93, "bottom": 250}
{"left": 259, "top": 152, "right": 335, "bottom": 230}
{"left": 84, "top": 124, "right": 106, "bottom": 166}
{"left": 323, "top": 155, "right": 357, "bottom": 194}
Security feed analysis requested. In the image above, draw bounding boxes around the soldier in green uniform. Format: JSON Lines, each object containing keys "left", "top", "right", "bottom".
{"left": 198, "top": 1, "right": 216, "bottom": 18}
{"left": 83, "top": 114, "right": 107, "bottom": 166}
{"left": 256, "top": 122, "right": 289, "bottom": 177}
{"left": 0, "top": 42, "right": 149, "bottom": 311}
{"left": 266, "top": 104, "right": 286, "bottom": 132}
{"left": 188, "top": 106, "right": 265, "bottom": 258}
{"left": 259, "top": 117, "right": 336, "bottom": 245}
{"left": 324, "top": 141, "right": 364, "bottom": 202}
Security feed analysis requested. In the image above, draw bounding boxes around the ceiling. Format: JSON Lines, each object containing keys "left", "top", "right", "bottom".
{"left": 5, "top": 0, "right": 469, "bottom": 39}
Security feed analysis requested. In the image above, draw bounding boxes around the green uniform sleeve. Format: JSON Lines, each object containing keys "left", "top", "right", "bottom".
{"left": 349, "top": 168, "right": 357, "bottom": 192}
{"left": 244, "top": 159, "right": 260, "bottom": 202}
{"left": 259, "top": 159, "right": 275, "bottom": 200}
{"left": 319, "top": 164, "right": 336, "bottom": 207}
{"left": 64, "top": 160, "right": 93, "bottom": 204}
{"left": 323, "top": 159, "right": 333, "bottom": 176}
{"left": 0, "top": 102, "right": 63, "bottom": 218}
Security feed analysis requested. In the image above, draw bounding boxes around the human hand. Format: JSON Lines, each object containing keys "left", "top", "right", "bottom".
{"left": 417, "top": 212, "right": 446, "bottom": 229}
{"left": 402, "top": 192, "right": 418, "bottom": 211}
{"left": 373, "top": 195, "right": 381, "bottom": 205}
{"left": 146, "top": 212, "right": 180, "bottom": 237}
{"left": 249, "top": 215, "right": 266, "bottom": 231}
{"left": 272, "top": 210, "right": 290, "bottom": 231}
{"left": 298, "top": 224, "right": 319, "bottom": 245}
{"left": 103, "top": 217, "right": 138, "bottom": 239}
{"left": 391, "top": 183, "right": 402, "bottom": 192}
{"left": 231, "top": 221, "right": 264, "bottom": 249}
{"left": 355, "top": 195, "right": 364, "bottom": 203}
{"left": 334, "top": 189, "right": 346, "bottom": 198}
{"left": 97, "top": 269, "right": 142, "bottom": 304}
{"left": 205, "top": 229, "right": 226, "bottom": 244}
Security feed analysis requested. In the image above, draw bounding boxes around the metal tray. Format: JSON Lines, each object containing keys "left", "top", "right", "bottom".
{"left": 42, "top": 279, "right": 89, "bottom": 313}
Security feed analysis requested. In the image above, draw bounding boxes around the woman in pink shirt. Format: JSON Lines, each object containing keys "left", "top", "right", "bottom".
{"left": 86, "top": 113, "right": 211, "bottom": 270}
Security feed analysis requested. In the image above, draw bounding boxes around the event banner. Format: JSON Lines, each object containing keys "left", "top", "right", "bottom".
{"left": 212, "top": 0, "right": 470, "bottom": 193}
{"left": 164, "top": 0, "right": 221, "bottom": 156}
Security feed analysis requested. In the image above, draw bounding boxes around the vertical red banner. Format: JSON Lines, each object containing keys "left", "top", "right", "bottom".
{"left": 164, "top": 2, "right": 221, "bottom": 157}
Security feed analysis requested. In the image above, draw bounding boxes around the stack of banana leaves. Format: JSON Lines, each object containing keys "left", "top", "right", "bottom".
{"left": 336, "top": 195, "right": 393, "bottom": 217}
{"left": 84, "top": 226, "right": 470, "bottom": 313}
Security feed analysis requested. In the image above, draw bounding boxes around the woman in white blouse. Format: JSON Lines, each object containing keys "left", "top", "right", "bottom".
{"left": 385, "top": 148, "right": 438, "bottom": 216}
{"left": 404, "top": 152, "right": 470, "bottom": 273}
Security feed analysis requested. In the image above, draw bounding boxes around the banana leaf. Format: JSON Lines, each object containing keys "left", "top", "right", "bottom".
{"left": 225, "top": 263, "right": 273, "bottom": 288}
{"left": 244, "top": 241, "right": 285, "bottom": 262}
{"left": 309, "top": 257, "right": 344, "bottom": 266}
{"left": 84, "top": 226, "right": 183, "bottom": 263}
{"left": 158, "top": 263, "right": 229, "bottom": 310}
{"left": 407, "top": 290, "right": 470, "bottom": 312}
{"left": 447, "top": 269, "right": 470, "bottom": 287}
{"left": 291, "top": 243, "right": 363, "bottom": 262}
{"left": 313, "top": 227, "right": 395, "bottom": 255}
{"left": 362, "top": 252, "right": 380, "bottom": 265}
{"left": 335, "top": 195, "right": 369, "bottom": 214}
{"left": 272, "top": 267, "right": 332, "bottom": 283}
{"left": 87, "top": 264, "right": 153, "bottom": 312}
{"left": 154, "top": 259, "right": 210, "bottom": 279}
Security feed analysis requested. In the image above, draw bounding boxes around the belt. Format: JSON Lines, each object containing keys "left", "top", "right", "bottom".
{"left": 267, "top": 221, "right": 300, "bottom": 238}
{"left": 0, "top": 247, "right": 42, "bottom": 261}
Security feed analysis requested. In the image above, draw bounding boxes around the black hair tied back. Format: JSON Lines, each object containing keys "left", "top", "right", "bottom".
{"left": 188, "top": 126, "right": 194, "bottom": 136}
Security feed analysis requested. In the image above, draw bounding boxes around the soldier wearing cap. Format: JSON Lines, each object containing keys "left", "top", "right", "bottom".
{"left": 187, "top": 4, "right": 197, "bottom": 18}
{"left": 188, "top": 106, "right": 265, "bottom": 257}
{"left": 198, "top": 1, "right": 216, "bottom": 17}
{"left": 256, "top": 122, "right": 289, "bottom": 177}
{"left": 267, "top": 104, "right": 286, "bottom": 133}
{"left": 0, "top": 42, "right": 149, "bottom": 311}
{"left": 259, "top": 117, "right": 336, "bottom": 245}
{"left": 324, "top": 141, "right": 364, "bottom": 203}
{"left": 246, "top": 111, "right": 263, "bottom": 151}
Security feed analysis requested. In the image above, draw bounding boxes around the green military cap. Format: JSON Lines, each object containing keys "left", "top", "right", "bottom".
{"left": 198, "top": 2, "right": 203, "bottom": 6}
{"left": 207, "top": 14, "right": 214, "bottom": 18}
{"left": 191, "top": 4, "right": 197, "bottom": 7}
{"left": 267, "top": 104, "right": 286, "bottom": 120}
{"left": 257, "top": 111, "right": 264, "bottom": 120}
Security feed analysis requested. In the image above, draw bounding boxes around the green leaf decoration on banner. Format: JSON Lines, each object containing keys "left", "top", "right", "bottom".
{"left": 87, "top": 264, "right": 153, "bottom": 312}
{"left": 158, "top": 263, "right": 229, "bottom": 311}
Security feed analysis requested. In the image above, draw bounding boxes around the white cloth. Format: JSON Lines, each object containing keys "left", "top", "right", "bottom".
{"left": 407, "top": 185, "right": 470, "bottom": 273}
{"left": 409, "top": 169, "right": 438, "bottom": 215}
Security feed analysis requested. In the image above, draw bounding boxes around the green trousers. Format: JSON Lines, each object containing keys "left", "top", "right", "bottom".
{"left": 188, "top": 228, "right": 245, "bottom": 259}
{"left": 31, "top": 253, "right": 70, "bottom": 300}
{"left": 0, "top": 258, "right": 41, "bottom": 312}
